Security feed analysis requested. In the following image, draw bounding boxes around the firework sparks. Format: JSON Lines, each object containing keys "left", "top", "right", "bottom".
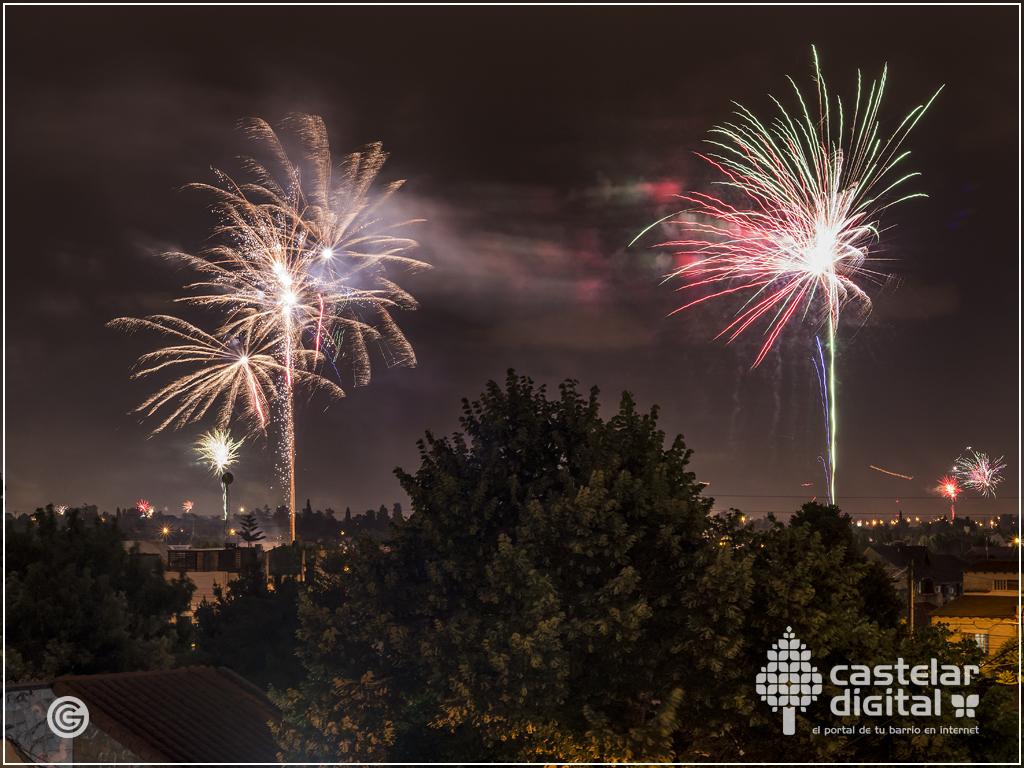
{"left": 137, "top": 499, "right": 155, "bottom": 518}
{"left": 953, "top": 449, "right": 1006, "bottom": 498}
{"left": 655, "top": 48, "right": 940, "bottom": 503}
{"left": 196, "top": 429, "right": 244, "bottom": 524}
{"left": 195, "top": 429, "right": 244, "bottom": 476}
{"left": 171, "top": 116, "right": 428, "bottom": 540}
{"left": 937, "top": 475, "right": 961, "bottom": 519}
{"left": 112, "top": 115, "right": 429, "bottom": 542}
{"left": 183, "top": 500, "right": 193, "bottom": 513}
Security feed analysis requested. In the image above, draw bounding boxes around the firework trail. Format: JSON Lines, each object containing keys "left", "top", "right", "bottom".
{"left": 870, "top": 466, "right": 914, "bottom": 480}
{"left": 937, "top": 475, "right": 961, "bottom": 519}
{"left": 952, "top": 449, "right": 1005, "bottom": 498}
{"left": 811, "top": 336, "right": 833, "bottom": 502}
{"left": 655, "top": 48, "right": 940, "bottom": 503}
{"left": 111, "top": 115, "right": 429, "bottom": 541}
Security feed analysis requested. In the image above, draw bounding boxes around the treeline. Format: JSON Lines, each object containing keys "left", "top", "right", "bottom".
{"left": 5, "top": 500, "right": 408, "bottom": 544}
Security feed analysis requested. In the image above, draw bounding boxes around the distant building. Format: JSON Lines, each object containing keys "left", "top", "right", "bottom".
{"left": 122, "top": 542, "right": 263, "bottom": 614}
{"left": 863, "top": 544, "right": 967, "bottom": 607}
{"left": 930, "top": 560, "right": 1021, "bottom": 657}
{"left": 166, "top": 545, "right": 262, "bottom": 613}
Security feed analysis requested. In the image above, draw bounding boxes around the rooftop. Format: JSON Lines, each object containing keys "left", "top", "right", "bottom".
{"left": 49, "top": 666, "right": 281, "bottom": 763}
{"left": 963, "top": 559, "right": 1020, "bottom": 574}
{"left": 929, "top": 596, "right": 1020, "bottom": 620}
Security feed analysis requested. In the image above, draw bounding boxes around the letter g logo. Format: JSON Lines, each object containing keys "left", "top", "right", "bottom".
{"left": 46, "top": 696, "right": 90, "bottom": 738}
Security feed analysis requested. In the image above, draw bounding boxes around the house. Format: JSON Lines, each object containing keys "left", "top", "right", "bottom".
{"left": 930, "top": 560, "right": 1022, "bottom": 658}
{"left": 169, "top": 545, "right": 264, "bottom": 613}
{"left": 962, "top": 559, "right": 1021, "bottom": 595}
{"left": 4, "top": 666, "right": 281, "bottom": 763}
{"left": 863, "top": 544, "right": 967, "bottom": 607}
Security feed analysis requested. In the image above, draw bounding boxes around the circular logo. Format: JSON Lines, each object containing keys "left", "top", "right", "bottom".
{"left": 46, "top": 696, "right": 90, "bottom": 738}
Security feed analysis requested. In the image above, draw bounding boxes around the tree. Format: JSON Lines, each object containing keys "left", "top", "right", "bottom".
{"left": 238, "top": 512, "right": 265, "bottom": 547}
{"left": 5, "top": 506, "right": 194, "bottom": 679}
{"left": 190, "top": 560, "right": 305, "bottom": 692}
{"left": 789, "top": 502, "right": 903, "bottom": 629}
{"left": 270, "top": 373, "right": 1013, "bottom": 763}
{"left": 273, "top": 372, "right": 745, "bottom": 762}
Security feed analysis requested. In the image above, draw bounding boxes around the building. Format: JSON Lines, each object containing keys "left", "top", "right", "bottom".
{"left": 930, "top": 560, "right": 1021, "bottom": 657}
{"left": 4, "top": 666, "right": 281, "bottom": 763}
{"left": 164, "top": 544, "right": 262, "bottom": 614}
{"left": 122, "top": 542, "right": 263, "bottom": 614}
{"left": 863, "top": 544, "right": 967, "bottom": 605}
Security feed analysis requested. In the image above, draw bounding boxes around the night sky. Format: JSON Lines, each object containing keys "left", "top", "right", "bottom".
{"left": 4, "top": 7, "right": 1019, "bottom": 525}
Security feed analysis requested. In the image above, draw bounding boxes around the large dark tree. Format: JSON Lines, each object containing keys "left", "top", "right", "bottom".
{"left": 272, "top": 372, "right": 749, "bottom": 761}
{"left": 270, "top": 373, "right": 1013, "bottom": 763}
{"left": 5, "top": 506, "right": 194, "bottom": 679}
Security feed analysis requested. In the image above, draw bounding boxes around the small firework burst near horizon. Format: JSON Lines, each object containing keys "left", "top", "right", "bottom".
{"left": 195, "top": 429, "right": 244, "bottom": 476}
{"left": 952, "top": 449, "right": 1006, "bottom": 498}
{"left": 650, "top": 47, "right": 940, "bottom": 505}
{"left": 936, "top": 475, "right": 961, "bottom": 519}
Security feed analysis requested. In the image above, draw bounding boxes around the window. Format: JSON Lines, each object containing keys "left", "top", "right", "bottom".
{"left": 973, "top": 633, "right": 989, "bottom": 653}
{"left": 1009, "top": 579, "right": 1019, "bottom": 591}
{"left": 994, "top": 579, "right": 1007, "bottom": 590}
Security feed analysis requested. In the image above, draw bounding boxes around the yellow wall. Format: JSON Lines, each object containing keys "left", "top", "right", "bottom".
{"left": 931, "top": 615, "right": 1019, "bottom": 656}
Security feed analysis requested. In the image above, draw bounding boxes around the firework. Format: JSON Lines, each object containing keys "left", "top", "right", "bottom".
{"left": 136, "top": 499, "right": 154, "bottom": 518}
{"left": 173, "top": 116, "right": 428, "bottom": 540}
{"left": 937, "top": 475, "right": 961, "bottom": 519}
{"left": 656, "top": 48, "right": 940, "bottom": 503}
{"left": 953, "top": 449, "right": 1006, "bottom": 498}
{"left": 183, "top": 500, "right": 193, "bottom": 513}
{"left": 196, "top": 429, "right": 244, "bottom": 523}
{"left": 107, "top": 316, "right": 289, "bottom": 434}
{"left": 111, "top": 115, "right": 429, "bottom": 542}
{"left": 195, "top": 429, "right": 244, "bottom": 476}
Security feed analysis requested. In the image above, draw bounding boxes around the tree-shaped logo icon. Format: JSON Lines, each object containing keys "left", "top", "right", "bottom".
{"left": 756, "top": 626, "right": 822, "bottom": 735}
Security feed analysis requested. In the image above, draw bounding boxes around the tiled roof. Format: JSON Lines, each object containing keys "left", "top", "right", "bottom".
{"left": 929, "top": 596, "right": 1020, "bottom": 620}
{"left": 51, "top": 666, "right": 281, "bottom": 764}
{"left": 963, "top": 559, "right": 1020, "bottom": 574}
